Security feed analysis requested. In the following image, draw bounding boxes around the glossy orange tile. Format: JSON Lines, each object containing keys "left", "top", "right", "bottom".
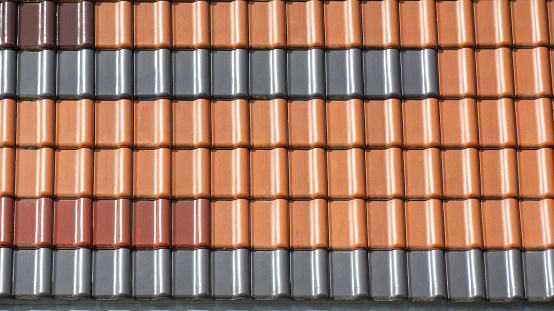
{"left": 361, "top": 0, "right": 399, "bottom": 48}
{"left": 398, "top": 0, "right": 437, "bottom": 48}
{"left": 0, "top": 99, "right": 15, "bottom": 147}
{"left": 133, "top": 148, "right": 172, "bottom": 199}
{"left": 326, "top": 99, "right": 364, "bottom": 148}
{"left": 95, "top": 100, "right": 133, "bottom": 148}
{"left": 172, "top": 148, "right": 210, "bottom": 199}
{"left": 211, "top": 0, "right": 248, "bottom": 49}
{"left": 365, "top": 148, "right": 404, "bottom": 199}
{"left": 250, "top": 199, "right": 289, "bottom": 249}
{"left": 367, "top": 200, "right": 405, "bottom": 249}
{"left": 54, "top": 149, "right": 93, "bottom": 198}
{"left": 290, "top": 199, "right": 328, "bottom": 249}
{"left": 402, "top": 99, "right": 441, "bottom": 148}
{"left": 518, "top": 149, "right": 554, "bottom": 199}
{"left": 404, "top": 148, "right": 443, "bottom": 199}
{"left": 250, "top": 148, "right": 288, "bottom": 199}
{"left": 439, "top": 99, "right": 479, "bottom": 148}
{"left": 211, "top": 148, "right": 250, "bottom": 199}
{"left": 481, "top": 199, "right": 521, "bottom": 250}
{"left": 473, "top": 0, "right": 512, "bottom": 47}
{"left": 93, "top": 148, "right": 133, "bottom": 199}
{"left": 327, "top": 149, "right": 365, "bottom": 199}
{"left": 328, "top": 199, "right": 367, "bottom": 250}
{"left": 53, "top": 199, "right": 92, "bottom": 249}
{"left": 93, "top": 199, "right": 132, "bottom": 249}
{"left": 14, "top": 198, "right": 53, "bottom": 249}
{"left": 475, "top": 48, "right": 514, "bottom": 98}
{"left": 0, "top": 148, "right": 14, "bottom": 197}
{"left": 510, "top": 0, "right": 549, "bottom": 47}
{"left": 286, "top": 0, "right": 325, "bottom": 48}
{"left": 173, "top": 99, "right": 211, "bottom": 148}
{"left": 477, "top": 99, "right": 517, "bottom": 148}
{"left": 405, "top": 200, "right": 445, "bottom": 250}
{"left": 520, "top": 199, "right": 554, "bottom": 250}
{"left": 133, "top": 199, "right": 171, "bottom": 249}
{"left": 515, "top": 99, "right": 554, "bottom": 148}
{"left": 288, "top": 99, "right": 326, "bottom": 148}
{"left": 16, "top": 100, "right": 55, "bottom": 148}
{"left": 211, "top": 100, "right": 249, "bottom": 148}
{"left": 211, "top": 199, "right": 250, "bottom": 249}
{"left": 364, "top": 99, "right": 403, "bottom": 148}
{"left": 438, "top": 48, "right": 477, "bottom": 98}
{"left": 134, "top": 1, "right": 171, "bottom": 49}
{"left": 441, "top": 149, "right": 480, "bottom": 199}
{"left": 324, "top": 0, "right": 362, "bottom": 48}
{"left": 134, "top": 100, "right": 172, "bottom": 148}
{"left": 15, "top": 148, "right": 54, "bottom": 198}
{"left": 248, "top": 0, "right": 286, "bottom": 49}
{"left": 513, "top": 47, "right": 552, "bottom": 98}
{"left": 436, "top": 0, "right": 475, "bottom": 48}
{"left": 95, "top": 1, "right": 133, "bottom": 49}
{"left": 288, "top": 148, "right": 327, "bottom": 199}
{"left": 480, "top": 149, "right": 519, "bottom": 199}
{"left": 56, "top": 100, "right": 94, "bottom": 149}
{"left": 443, "top": 199, "right": 483, "bottom": 250}
{"left": 172, "top": 0, "right": 210, "bottom": 49}
{"left": 250, "top": 99, "right": 288, "bottom": 148}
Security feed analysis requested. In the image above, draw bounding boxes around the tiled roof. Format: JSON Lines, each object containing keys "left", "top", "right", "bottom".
{"left": 0, "top": 0, "right": 554, "bottom": 306}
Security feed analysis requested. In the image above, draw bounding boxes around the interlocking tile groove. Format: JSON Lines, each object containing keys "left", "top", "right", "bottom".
{"left": 367, "top": 200, "right": 405, "bottom": 249}
{"left": 368, "top": 249, "right": 407, "bottom": 300}
{"left": 12, "top": 248, "right": 52, "bottom": 298}
{"left": 172, "top": 200, "right": 211, "bottom": 249}
{"left": 329, "top": 250, "right": 369, "bottom": 300}
{"left": 325, "top": 49, "right": 363, "bottom": 99}
{"left": 436, "top": 0, "right": 474, "bottom": 48}
{"left": 399, "top": 0, "right": 437, "bottom": 49}
{"left": 134, "top": 1, "right": 171, "bottom": 50}
{"left": 52, "top": 248, "right": 92, "bottom": 299}
{"left": 522, "top": 250, "right": 554, "bottom": 300}
{"left": 95, "top": 1, "right": 133, "bottom": 50}
{"left": 484, "top": 250, "right": 524, "bottom": 301}
{"left": 57, "top": 1, "right": 94, "bottom": 49}
{"left": 328, "top": 200, "right": 367, "bottom": 250}
{"left": 290, "top": 249, "right": 329, "bottom": 299}
{"left": 56, "top": 100, "right": 94, "bottom": 148}
{"left": 249, "top": 49, "right": 287, "bottom": 99}
{"left": 172, "top": 1, "right": 210, "bottom": 49}
{"left": 93, "top": 199, "right": 132, "bottom": 249}
{"left": 249, "top": 0, "right": 286, "bottom": 49}
{"left": 443, "top": 199, "right": 483, "bottom": 250}
{"left": 92, "top": 248, "right": 132, "bottom": 299}
{"left": 520, "top": 200, "right": 554, "bottom": 250}
{"left": 362, "top": 49, "right": 401, "bottom": 99}
{"left": 134, "top": 50, "right": 172, "bottom": 99}
{"left": 53, "top": 199, "right": 92, "bottom": 249}
{"left": 407, "top": 250, "right": 447, "bottom": 300}
{"left": 445, "top": 249, "right": 486, "bottom": 301}
{"left": 250, "top": 200, "right": 289, "bottom": 250}
{"left": 251, "top": 249, "right": 290, "bottom": 299}
{"left": 0, "top": 2, "right": 16, "bottom": 49}
{"left": 172, "top": 249, "right": 210, "bottom": 299}
{"left": 211, "top": 249, "right": 250, "bottom": 299}
{"left": 133, "top": 249, "right": 172, "bottom": 299}
{"left": 17, "top": 51, "right": 56, "bottom": 99}
{"left": 17, "top": 1, "right": 55, "bottom": 50}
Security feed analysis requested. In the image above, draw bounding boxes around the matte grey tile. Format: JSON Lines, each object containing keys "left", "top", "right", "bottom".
{"left": 290, "top": 249, "right": 329, "bottom": 300}
{"left": 249, "top": 49, "right": 287, "bottom": 99}
{"left": 52, "top": 248, "right": 91, "bottom": 299}
{"left": 56, "top": 50, "right": 94, "bottom": 99}
{"left": 92, "top": 248, "right": 132, "bottom": 300}
{"left": 368, "top": 250, "right": 407, "bottom": 301}
{"left": 325, "top": 49, "right": 363, "bottom": 99}
{"left": 211, "top": 49, "right": 248, "bottom": 99}
{"left": 133, "top": 249, "right": 172, "bottom": 299}
{"left": 484, "top": 250, "right": 524, "bottom": 301}
{"left": 329, "top": 250, "right": 369, "bottom": 300}
{"left": 287, "top": 49, "right": 325, "bottom": 99}
{"left": 445, "top": 249, "right": 486, "bottom": 301}
{"left": 134, "top": 49, "right": 172, "bottom": 99}
{"left": 12, "top": 248, "right": 52, "bottom": 299}
{"left": 523, "top": 250, "right": 554, "bottom": 301}
{"left": 172, "top": 249, "right": 210, "bottom": 299}
{"left": 400, "top": 49, "right": 439, "bottom": 98}
{"left": 95, "top": 49, "right": 133, "bottom": 99}
{"left": 251, "top": 249, "right": 290, "bottom": 300}
{"left": 173, "top": 49, "right": 210, "bottom": 99}
{"left": 0, "top": 247, "right": 12, "bottom": 298}
{"left": 0, "top": 49, "right": 16, "bottom": 98}
{"left": 407, "top": 250, "right": 447, "bottom": 301}
{"left": 363, "top": 49, "right": 401, "bottom": 99}
{"left": 211, "top": 249, "right": 250, "bottom": 299}
{"left": 17, "top": 50, "right": 56, "bottom": 99}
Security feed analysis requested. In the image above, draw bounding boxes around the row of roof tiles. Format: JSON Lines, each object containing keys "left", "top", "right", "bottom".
{"left": 1, "top": 147, "right": 554, "bottom": 200}
{"left": 0, "top": 197, "right": 552, "bottom": 250}
{"left": 0, "top": 248, "right": 551, "bottom": 301}
{"left": 3, "top": 0, "right": 554, "bottom": 50}
{"left": 1, "top": 98, "right": 553, "bottom": 149}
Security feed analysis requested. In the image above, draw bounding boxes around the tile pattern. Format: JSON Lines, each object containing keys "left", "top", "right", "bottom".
{"left": 0, "top": 0, "right": 554, "bottom": 303}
